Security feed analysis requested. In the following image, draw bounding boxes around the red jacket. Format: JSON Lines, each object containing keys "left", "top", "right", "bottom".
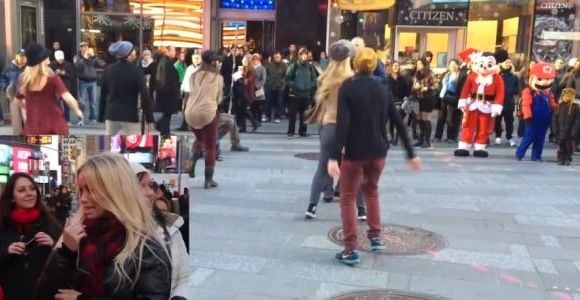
{"left": 460, "top": 73, "right": 505, "bottom": 107}
{"left": 521, "top": 88, "right": 557, "bottom": 120}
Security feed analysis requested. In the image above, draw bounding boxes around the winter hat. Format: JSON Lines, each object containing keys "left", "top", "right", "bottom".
{"left": 298, "top": 48, "right": 309, "bottom": 55}
{"left": 353, "top": 47, "right": 378, "bottom": 73}
{"left": 560, "top": 88, "right": 576, "bottom": 103}
{"left": 24, "top": 43, "right": 50, "bottom": 67}
{"left": 251, "top": 53, "right": 261, "bottom": 61}
{"left": 201, "top": 50, "right": 220, "bottom": 63}
{"left": 459, "top": 48, "right": 478, "bottom": 63}
{"left": 494, "top": 48, "right": 509, "bottom": 64}
{"left": 108, "top": 41, "right": 134, "bottom": 59}
{"left": 54, "top": 50, "right": 65, "bottom": 61}
{"left": 328, "top": 39, "right": 355, "bottom": 62}
{"left": 531, "top": 62, "right": 556, "bottom": 80}
{"left": 130, "top": 162, "right": 149, "bottom": 176}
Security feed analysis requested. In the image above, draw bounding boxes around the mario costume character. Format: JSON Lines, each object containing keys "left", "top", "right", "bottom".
{"left": 552, "top": 88, "right": 580, "bottom": 166}
{"left": 454, "top": 51, "right": 505, "bottom": 158}
{"left": 515, "top": 62, "right": 557, "bottom": 161}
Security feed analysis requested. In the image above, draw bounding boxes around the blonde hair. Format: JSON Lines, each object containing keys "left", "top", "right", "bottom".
{"left": 354, "top": 47, "right": 378, "bottom": 73}
{"left": 315, "top": 58, "right": 354, "bottom": 104}
{"left": 18, "top": 59, "right": 53, "bottom": 96}
{"left": 74, "top": 153, "right": 163, "bottom": 288}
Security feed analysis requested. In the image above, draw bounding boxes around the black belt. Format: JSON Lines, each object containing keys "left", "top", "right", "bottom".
{"left": 470, "top": 94, "right": 495, "bottom": 101}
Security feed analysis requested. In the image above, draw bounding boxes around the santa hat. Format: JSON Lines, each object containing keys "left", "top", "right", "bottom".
{"left": 459, "top": 48, "right": 478, "bottom": 63}
{"left": 530, "top": 62, "right": 556, "bottom": 80}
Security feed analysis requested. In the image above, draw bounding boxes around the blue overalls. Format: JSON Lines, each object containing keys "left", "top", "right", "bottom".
{"left": 515, "top": 91, "right": 552, "bottom": 161}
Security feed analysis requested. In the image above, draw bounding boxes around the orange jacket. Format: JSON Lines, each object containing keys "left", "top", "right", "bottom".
{"left": 521, "top": 88, "right": 557, "bottom": 120}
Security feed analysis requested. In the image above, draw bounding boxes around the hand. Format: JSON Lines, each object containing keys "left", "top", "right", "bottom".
{"left": 421, "top": 87, "right": 428, "bottom": 92}
{"left": 407, "top": 157, "right": 422, "bottom": 172}
{"left": 55, "top": 289, "right": 82, "bottom": 300}
{"left": 7, "top": 242, "right": 26, "bottom": 255}
{"left": 327, "top": 159, "right": 340, "bottom": 180}
{"left": 35, "top": 232, "right": 55, "bottom": 247}
{"left": 87, "top": 48, "right": 95, "bottom": 57}
{"left": 62, "top": 218, "right": 86, "bottom": 252}
{"left": 75, "top": 109, "right": 84, "bottom": 120}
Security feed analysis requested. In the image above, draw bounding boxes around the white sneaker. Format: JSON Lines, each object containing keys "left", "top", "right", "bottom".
{"left": 261, "top": 117, "right": 267, "bottom": 122}
{"left": 76, "top": 120, "right": 84, "bottom": 126}
{"left": 494, "top": 137, "right": 502, "bottom": 145}
{"left": 274, "top": 119, "right": 281, "bottom": 124}
{"left": 508, "top": 139, "right": 517, "bottom": 147}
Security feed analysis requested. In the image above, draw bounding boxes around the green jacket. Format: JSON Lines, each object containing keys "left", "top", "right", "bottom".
{"left": 265, "top": 61, "right": 287, "bottom": 91}
{"left": 174, "top": 61, "right": 187, "bottom": 83}
{"left": 285, "top": 61, "right": 317, "bottom": 97}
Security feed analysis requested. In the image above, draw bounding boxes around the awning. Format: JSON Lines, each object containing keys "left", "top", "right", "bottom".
{"left": 336, "top": 0, "right": 396, "bottom": 11}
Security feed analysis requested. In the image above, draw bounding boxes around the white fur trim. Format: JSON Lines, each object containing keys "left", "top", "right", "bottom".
{"left": 476, "top": 74, "right": 493, "bottom": 94}
{"left": 491, "top": 104, "right": 503, "bottom": 117}
{"left": 457, "top": 99, "right": 468, "bottom": 110}
{"left": 469, "top": 100, "right": 491, "bottom": 113}
{"left": 458, "top": 141, "right": 472, "bottom": 150}
{"left": 474, "top": 143, "right": 487, "bottom": 151}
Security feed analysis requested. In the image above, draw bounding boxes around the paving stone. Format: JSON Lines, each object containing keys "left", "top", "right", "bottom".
{"left": 190, "top": 267, "right": 215, "bottom": 287}
{"left": 515, "top": 215, "right": 580, "bottom": 229}
{"left": 310, "top": 282, "right": 371, "bottom": 300}
{"left": 550, "top": 260, "right": 580, "bottom": 276}
{"left": 540, "top": 235, "right": 562, "bottom": 248}
{"left": 533, "top": 258, "right": 559, "bottom": 274}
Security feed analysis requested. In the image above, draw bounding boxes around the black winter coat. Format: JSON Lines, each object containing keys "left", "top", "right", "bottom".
{"left": 0, "top": 215, "right": 61, "bottom": 300}
{"left": 35, "top": 239, "right": 171, "bottom": 300}
{"left": 151, "top": 57, "right": 181, "bottom": 114}
{"left": 500, "top": 70, "right": 520, "bottom": 111}
{"left": 552, "top": 101, "right": 580, "bottom": 140}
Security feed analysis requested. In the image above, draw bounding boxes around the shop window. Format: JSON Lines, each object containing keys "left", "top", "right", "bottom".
{"left": 426, "top": 33, "right": 449, "bottom": 68}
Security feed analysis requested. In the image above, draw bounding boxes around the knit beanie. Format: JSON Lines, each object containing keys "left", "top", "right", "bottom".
{"left": 353, "top": 47, "right": 377, "bottom": 73}
{"left": 328, "top": 39, "right": 355, "bottom": 62}
{"left": 108, "top": 41, "right": 134, "bottom": 59}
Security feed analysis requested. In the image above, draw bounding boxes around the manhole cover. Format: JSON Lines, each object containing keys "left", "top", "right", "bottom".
{"left": 330, "top": 289, "right": 448, "bottom": 300}
{"left": 327, "top": 224, "right": 447, "bottom": 255}
{"left": 294, "top": 152, "right": 320, "bottom": 161}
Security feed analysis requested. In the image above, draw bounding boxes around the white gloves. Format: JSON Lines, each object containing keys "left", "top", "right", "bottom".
{"left": 491, "top": 104, "right": 503, "bottom": 117}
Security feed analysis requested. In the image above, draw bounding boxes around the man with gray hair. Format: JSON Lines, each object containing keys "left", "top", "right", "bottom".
{"left": 350, "top": 37, "right": 387, "bottom": 80}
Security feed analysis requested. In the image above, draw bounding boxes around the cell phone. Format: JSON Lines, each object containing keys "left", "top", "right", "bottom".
{"left": 25, "top": 237, "right": 36, "bottom": 247}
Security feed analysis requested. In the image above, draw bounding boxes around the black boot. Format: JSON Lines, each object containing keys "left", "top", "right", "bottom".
{"left": 189, "top": 150, "right": 203, "bottom": 178}
{"left": 413, "top": 121, "right": 424, "bottom": 147}
{"left": 412, "top": 118, "right": 419, "bottom": 140}
{"left": 422, "top": 121, "right": 432, "bottom": 148}
{"left": 204, "top": 166, "right": 219, "bottom": 189}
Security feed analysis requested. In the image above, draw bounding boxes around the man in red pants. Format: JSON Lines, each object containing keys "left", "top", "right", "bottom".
{"left": 454, "top": 51, "right": 506, "bottom": 158}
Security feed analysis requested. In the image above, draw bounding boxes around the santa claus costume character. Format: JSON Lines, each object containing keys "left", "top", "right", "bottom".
{"left": 454, "top": 51, "right": 505, "bottom": 158}
{"left": 552, "top": 88, "right": 580, "bottom": 166}
{"left": 515, "top": 62, "right": 557, "bottom": 161}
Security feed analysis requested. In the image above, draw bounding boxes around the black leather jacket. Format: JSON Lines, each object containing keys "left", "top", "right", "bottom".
{"left": 35, "top": 239, "right": 171, "bottom": 300}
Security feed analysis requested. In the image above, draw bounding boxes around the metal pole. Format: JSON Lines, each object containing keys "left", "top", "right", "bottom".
{"left": 176, "top": 136, "right": 183, "bottom": 195}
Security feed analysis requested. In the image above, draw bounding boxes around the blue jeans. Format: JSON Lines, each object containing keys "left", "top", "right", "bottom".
{"left": 78, "top": 80, "right": 97, "bottom": 121}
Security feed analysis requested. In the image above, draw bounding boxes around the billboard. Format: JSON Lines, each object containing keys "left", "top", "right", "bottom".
{"left": 532, "top": 0, "right": 577, "bottom": 62}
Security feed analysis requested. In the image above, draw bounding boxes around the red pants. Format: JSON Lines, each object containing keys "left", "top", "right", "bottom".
{"left": 460, "top": 110, "right": 493, "bottom": 145}
{"left": 191, "top": 116, "right": 218, "bottom": 167}
{"left": 339, "top": 157, "right": 385, "bottom": 251}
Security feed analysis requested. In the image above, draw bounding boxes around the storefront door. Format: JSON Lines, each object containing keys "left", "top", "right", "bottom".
{"left": 18, "top": 1, "right": 43, "bottom": 48}
{"left": 395, "top": 26, "right": 465, "bottom": 72}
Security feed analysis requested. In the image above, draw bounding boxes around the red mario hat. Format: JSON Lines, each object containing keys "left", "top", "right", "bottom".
{"left": 459, "top": 48, "right": 478, "bottom": 63}
{"left": 531, "top": 62, "right": 556, "bottom": 80}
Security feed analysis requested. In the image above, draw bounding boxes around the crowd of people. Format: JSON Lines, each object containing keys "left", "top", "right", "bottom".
{"left": 0, "top": 153, "right": 191, "bottom": 300}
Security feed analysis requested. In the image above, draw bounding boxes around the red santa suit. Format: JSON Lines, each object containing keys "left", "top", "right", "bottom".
{"left": 455, "top": 53, "right": 505, "bottom": 157}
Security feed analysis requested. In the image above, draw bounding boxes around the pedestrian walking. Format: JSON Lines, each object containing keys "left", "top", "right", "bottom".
{"left": 305, "top": 40, "right": 367, "bottom": 220}
{"left": 98, "top": 41, "right": 156, "bottom": 135}
{"left": 184, "top": 50, "right": 223, "bottom": 189}
{"left": 35, "top": 153, "right": 172, "bottom": 300}
{"left": 327, "top": 48, "right": 421, "bottom": 266}
{"left": 0, "top": 173, "right": 62, "bottom": 300}
{"left": 151, "top": 48, "right": 181, "bottom": 137}
{"left": 15, "top": 43, "right": 83, "bottom": 135}
{"left": 133, "top": 163, "right": 190, "bottom": 300}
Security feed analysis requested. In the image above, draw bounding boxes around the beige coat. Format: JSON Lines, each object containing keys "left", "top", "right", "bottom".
{"left": 184, "top": 70, "right": 223, "bottom": 129}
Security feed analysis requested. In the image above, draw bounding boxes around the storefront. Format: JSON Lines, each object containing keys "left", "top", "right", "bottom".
{"left": 1, "top": 0, "right": 45, "bottom": 63}
{"left": 328, "top": 0, "right": 578, "bottom": 67}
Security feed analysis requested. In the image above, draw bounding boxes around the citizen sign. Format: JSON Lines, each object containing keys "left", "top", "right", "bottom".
{"left": 410, "top": 11, "right": 455, "bottom": 22}
{"left": 540, "top": 2, "right": 571, "bottom": 9}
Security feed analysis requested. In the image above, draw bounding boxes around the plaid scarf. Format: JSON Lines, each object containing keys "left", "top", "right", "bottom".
{"left": 77, "top": 216, "right": 126, "bottom": 297}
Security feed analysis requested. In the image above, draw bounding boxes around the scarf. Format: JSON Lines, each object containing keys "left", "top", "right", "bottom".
{"left": 10, "top": 207, "right": 41, "bottom": 226}
{"left": 78, "top": 216, "right": 127, "bottom": 297}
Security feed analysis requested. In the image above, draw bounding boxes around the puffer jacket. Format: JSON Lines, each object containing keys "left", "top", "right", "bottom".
{"left": 285, "top": 61, "right": 317, "bottom": 97}
{"left": 265, "top": 61, "right": 287, "bottom": 91}
{"left": 156, "top": 212, "right": 190, "bottom": 300}
{"left": 35, "top": 239, "right": 171, "bottom": 300}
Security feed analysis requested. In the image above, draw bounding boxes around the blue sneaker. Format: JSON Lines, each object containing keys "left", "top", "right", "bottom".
{"left": 369, "top": 237, "right": 386, "bottom": 251}
{"left": 335, "top": 250, "right": 360, "bottom": 266}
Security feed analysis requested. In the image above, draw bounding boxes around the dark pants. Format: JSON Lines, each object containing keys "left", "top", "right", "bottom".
{"left": 192, "top": 116, "right": 218, "bottom": 167}
{"left": 340, "top": 157, "right": 385, "bottom": 251}
{"left": 389, "top": 106, "right": 406, "bottom": 142}
{"left": 517, "top": 118, "right": 525, "bottom": 138}
{"left": 557, "top": 139, "right": 574, "bottom": 163}
{"left": 157, "top": 112, "right": 173, "bottom": 136}
{"left": 495, "top": 110, "right": 515, "bottom": 140}
{"left": 234, "top": 98, "right": 256, "bottom": 132}
{"left": 435, "top": 102, "right": 460, "bottom": 140}
{"left": 251, "top": 100, "right": 264, "bottom": 123}
{"left": 267, "top": 89, "right": 284, "bottom": 120}
{"left": 287, "top": 96, "right": 309, "bottom": 135}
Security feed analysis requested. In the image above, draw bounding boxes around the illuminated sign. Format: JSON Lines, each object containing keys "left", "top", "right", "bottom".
{"left": 27, "top": 136, "right": 53, "bottom": 145}
{"left": 12, "top": 147, "right": 32, "bottom": 173}
{"left": 336, "top": 0, "right": 395, "bottom": 10}
{"left": 220, "top": 0, "right": 275, "bottom": 10}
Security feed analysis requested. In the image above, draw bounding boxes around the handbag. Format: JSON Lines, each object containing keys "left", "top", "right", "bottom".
{"left": 255, "top": 87, "right": 265, "bottom": 99}
{"left": 402, "top": 96, "right": 419, "bottom": 115}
